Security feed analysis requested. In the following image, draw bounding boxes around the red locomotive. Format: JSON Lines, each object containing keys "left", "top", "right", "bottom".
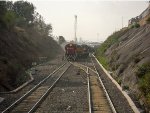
{"left": 65, "top": 43, "right": 90, "bottom": 61}
{"left": 65, "top": 43, "right": 77, "bottom": 61}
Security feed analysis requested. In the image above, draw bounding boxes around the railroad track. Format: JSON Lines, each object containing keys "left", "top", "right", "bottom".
{"left": 2, "top": 62, "right": 71, "bottom": 113}
{"left": 71, "top": 57, "right": 116, "bottom": 113}
{"left": 87, "top": 58, "right": 116, "bottom": 113}
{"left": 1, "top": 55, "right": 136, "bottom": 113}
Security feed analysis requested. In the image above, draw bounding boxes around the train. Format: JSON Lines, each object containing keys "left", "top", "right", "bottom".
{"left": 65, "top": 43, "right": 90, "bottom": 61}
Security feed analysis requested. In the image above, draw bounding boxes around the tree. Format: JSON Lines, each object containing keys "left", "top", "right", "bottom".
{"left": 0, "top": 1, "right": 7, "bottom": 17}
{"left": 58, "top": 36, "right": 66, "bottom": 44}
{"left": 33, "top": 12, "right": 52, "bottom": 36}
{"left": 0, "top": 1, "right": 7, "bottom": 28}
{"left": 0, "top": 1, "right": 52, "bottom": 34}
{"left": 44, "top": 24, "right": 52, "bottom": 36}
{"left": 3, "top": 11, "right": 16, "bottom": 30}
{"left": 13, "top": 1, "right": 35, "bottom": 26}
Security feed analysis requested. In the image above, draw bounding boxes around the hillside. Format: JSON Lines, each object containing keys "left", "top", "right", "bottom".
{"left": 0, "top": 1, "right": 63, "bottom": 91}
{"left": 96, "top": 24, "right": 150, "bottom": 111}
{"left": 0, "top": 27, "right": 63, "bottom": 91}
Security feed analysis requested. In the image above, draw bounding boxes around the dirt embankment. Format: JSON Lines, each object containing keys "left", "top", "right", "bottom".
{"left": 99, "top": 24, "right": 150, "bottom": 111}
{"left": 0, "top": 27, "right": 63, "bottom": 91}
{"left": 106, "top": 25, "right": 150, "bottom": 83}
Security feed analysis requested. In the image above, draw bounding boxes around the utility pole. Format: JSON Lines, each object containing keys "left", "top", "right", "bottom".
{"left": 74, "top": 15, "right": 77, "bottom": 43}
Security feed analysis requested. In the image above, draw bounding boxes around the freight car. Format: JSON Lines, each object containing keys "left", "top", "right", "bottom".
{"left": 65, "top": 43, "right": 90, "bottom": 61}
{"left": 76, "top": 44, "right": 89, "bottom": 58}
{"left": 76, "top": 45, "right": 84, "bottom": 57}
{"left": 82, "top": 44, "right": 89, "bottom": 57}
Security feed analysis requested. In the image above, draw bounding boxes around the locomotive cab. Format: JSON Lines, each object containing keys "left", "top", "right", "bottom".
{"left": 65, "top": 43, "right": 77, "bottom": 61}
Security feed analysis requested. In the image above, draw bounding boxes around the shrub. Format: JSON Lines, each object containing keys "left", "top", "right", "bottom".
{"left": 3, "top": 11, "right": 16, "bottom": 30}
{"left": 134, "top": 57, "right": 141, "bottom": 63}
{"left": 139, "top": 73, "right": 150, "bottom": 96}
{"left": 132, "top": 54, "right": 141, "bottom": 64}
{"left": 130, "top": 25, "right": 134, "bottom": 29}
{"left": 96, "top": 29, "right": 129, "bottom": 70}
{"left": 96, "top": 29, "right": 128, "bottom": 56}
{"left": 130, "top": 23, "right": 140, "bottom": 29}
{"left": 137, "top": 63, "right": 150, "bottom": 106}
{"left": 146, "top": 93, "right": 150, "bottom": 105}
{"left": 116, "top": 77, "right": 122, "bottom": 85}
{"left": 134, "top": 23, "right": 140, "bottom": 28}
{"left": 136, "top": 63, "right": 150, "bottom": 78}
{"left": 122, "top": 85, "right": 129, "bottom": 90}
{"left": 97, "top": 56, "right": 109, "bottom": 70}
{"left": 146, "top": 17, "right": 150, "bottom": 24}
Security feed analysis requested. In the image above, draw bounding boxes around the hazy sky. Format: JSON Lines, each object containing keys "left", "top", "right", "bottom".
{"left": 30, "top": 1, "right": 148, "bottom": 42}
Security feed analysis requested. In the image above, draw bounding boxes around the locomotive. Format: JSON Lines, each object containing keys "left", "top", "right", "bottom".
{"left": 65, "top": 43, "right": 77, "bottom": 61}
{"left": 65, "top": 43, "right": 89, "bottom": 61}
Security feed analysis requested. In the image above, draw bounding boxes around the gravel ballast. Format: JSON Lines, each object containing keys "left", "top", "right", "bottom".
{"left": 35, "top": 65, "right": 88, "bottom": 113}
{"left": 92, "top": 57, "right": 134, "bottom": 113}
{"left": 0, "top": 55, "right": 65, "bottom": 112}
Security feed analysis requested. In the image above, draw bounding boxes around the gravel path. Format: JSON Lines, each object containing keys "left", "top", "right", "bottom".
{"left": 0, "top": 55, "right": 65, "bottom": 112}
{"left": 35, "top": 65, "right": 88, "bottom": 113}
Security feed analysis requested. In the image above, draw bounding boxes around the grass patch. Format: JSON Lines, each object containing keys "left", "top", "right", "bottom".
{"left": 97, "top": 55, "right": 109, "bottom": 70}
{"left": 116, "top": 77, "right": 122, "bottom": 85}
{"left": 146, "top": 17, "right": 150, "bottom": 24}
{"left": 122, "top": 85, "right": 129, "bottom": 90}
{"left": 139, "top": 73, "right": 150, "bottom": 95}
{"left": 136, "top": 63, "right": 150, "bottom": 78}
{"left": 96, "top": 29, "right": 129, "bottom": 70}
{"left": 136, "top": 63, "right": 150, "bottom": 106}
{"left": 130, "top": 23, "right": 140, "bottom": 29}
{"left": 96, "top": 29, "right": 128, "bottom": 55}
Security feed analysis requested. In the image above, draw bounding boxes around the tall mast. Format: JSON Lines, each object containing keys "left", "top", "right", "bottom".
{"left": 74, "top": 15, "right": 77, "bottom": 43}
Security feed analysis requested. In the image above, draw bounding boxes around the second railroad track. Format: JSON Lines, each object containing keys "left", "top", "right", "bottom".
{"left": 2, "top": 62, "right": 71, "bottom": 113}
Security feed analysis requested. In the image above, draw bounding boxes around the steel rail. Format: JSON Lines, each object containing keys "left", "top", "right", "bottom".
{"left": 93, "top": 55, "right": 140, "bottom": 113}
{"left": 70, "top": 62, "right": 97, "bottom": 74}
{"left": 2, "top": 62, "right": 67, "bottom": 113}
{"left": 87, "top": 67, "right": 92, "bottom": 113}
{"left": 90, "top": 56, "right": 117, "bottom": 113}
{"left": 28, "top": 64, "right": 71, "bottom": 113}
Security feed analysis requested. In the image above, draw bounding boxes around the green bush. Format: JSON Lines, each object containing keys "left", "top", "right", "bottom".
{"left": 146, "top": 93, "right": 150, "bottom": 105}
{"left": 134, "top": 57, "right": 141, "bottom": 63}
{"left": 132, "top": 54, "right": 141, "bottom": 64}
{"left": 116, "top": 77, "right": 122, "bottom": 85}
{"left": 3, "top": 11, "right": 16, "bottom": 30}
{"left": 96, "top": 29, "right": 128, "bottom": 70}
{"left": 122, "top": 85, "right": 129, "bottom": 90}
{"left": 136, "top": 63, "right": 150, "bottom": 78}
{"left": 146, "top": 17, "right": 150, "bottom": 24}
{"left": 134, "top": 23, "right": 140, "bottom": 28}
{"left": 97, "top": 55, "right": 109, "bottom": 69}
{"left": 130, "top": 25, "right": 134, "bottom": 29}
{"left": 96, "top": 29, "right": 128, "bottom": 55}
{"left": 137, "top": 63, "right": 150, "bottom": 106}
{"left": 130, "top": 23, "right": 140, "bottom": 29}
{"left": 139, "top": 73, "right": 150, "bottom": 96}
